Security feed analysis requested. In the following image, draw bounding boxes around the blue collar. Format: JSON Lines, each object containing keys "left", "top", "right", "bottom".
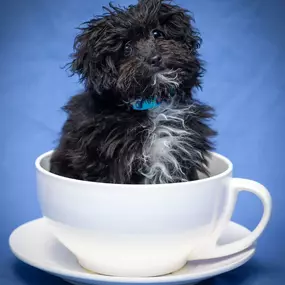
{"left": 131, "top": 98, "right": 161, "bottom": 111}
{"left": 131, "top": 88, "right": 176, "bottom": 111}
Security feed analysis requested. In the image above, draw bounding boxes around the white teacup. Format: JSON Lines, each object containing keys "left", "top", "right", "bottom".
{"left": 36, "top": 150, "right": 271, "bottom": 277}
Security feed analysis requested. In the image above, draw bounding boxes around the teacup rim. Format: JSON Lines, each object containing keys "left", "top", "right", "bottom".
{"left": 35, "top": 150, "right": 233, "bottom": 188}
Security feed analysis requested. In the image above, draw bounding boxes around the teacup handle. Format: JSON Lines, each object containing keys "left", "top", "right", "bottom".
{"left": 190, "top": 178, "right": 272, "bottom": 260}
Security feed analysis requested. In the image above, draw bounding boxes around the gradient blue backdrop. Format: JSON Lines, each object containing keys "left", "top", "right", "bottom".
{"left": 0, "top": 0, "right": 284, "bottom": 284}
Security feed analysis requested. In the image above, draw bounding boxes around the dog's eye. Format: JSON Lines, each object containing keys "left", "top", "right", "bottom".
{"left": 152, "top": 29, "right": 165, "bottom": 39}
{"left": 124, "top": 42, "right": 132, "bottom": 57}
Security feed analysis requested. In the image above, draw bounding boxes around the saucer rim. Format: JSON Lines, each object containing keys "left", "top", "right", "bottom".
{"left": 9, "top": 218, "right": 256, "bottom": 284}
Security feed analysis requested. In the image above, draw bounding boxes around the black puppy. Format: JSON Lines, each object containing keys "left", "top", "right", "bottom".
{"left": 50, "top": 0, "right": 216, "bottom": 184}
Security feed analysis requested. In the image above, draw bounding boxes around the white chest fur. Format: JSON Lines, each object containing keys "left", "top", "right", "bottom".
{"left": 139, "top": 102, "right": 200, "bottom": 184}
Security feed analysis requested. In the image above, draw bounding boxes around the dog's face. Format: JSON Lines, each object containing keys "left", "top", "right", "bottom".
{"left": 69, "top": 0, "right": 203, "bottom": 104}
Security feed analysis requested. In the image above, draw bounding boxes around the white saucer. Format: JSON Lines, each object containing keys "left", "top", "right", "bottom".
{"left": 9, "top": 218, "right": 255, "bottom": 285}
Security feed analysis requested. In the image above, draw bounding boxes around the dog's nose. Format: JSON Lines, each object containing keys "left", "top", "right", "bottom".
{"left": 150, "top": 55, "right": 162, "bottom": 66}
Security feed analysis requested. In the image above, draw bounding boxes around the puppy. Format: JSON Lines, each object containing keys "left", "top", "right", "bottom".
{"left": 50, "top": 0, "right": 217, "bottom": 184}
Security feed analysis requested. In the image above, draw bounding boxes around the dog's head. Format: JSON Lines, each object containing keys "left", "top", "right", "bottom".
{"left": 69, "top": 0, "right": 203, "bottom": 105}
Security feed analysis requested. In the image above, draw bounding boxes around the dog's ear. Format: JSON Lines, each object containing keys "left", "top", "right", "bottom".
{"left": 68, "top": 17, "right": 118, "bottom": 94}
{"left": 159, "top": 2, "right": 203, "bottom": 88}
{"left": 159, "top": 2, "right": 202, "bottom": 53}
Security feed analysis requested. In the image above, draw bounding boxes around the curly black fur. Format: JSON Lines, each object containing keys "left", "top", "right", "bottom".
{"left": 50, "top": 0, "right": 217, "bottom": 184}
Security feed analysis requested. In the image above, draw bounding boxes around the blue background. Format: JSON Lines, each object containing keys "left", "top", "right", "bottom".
{"left": 0, "top": 0, "right": 284, "bottom": 284}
